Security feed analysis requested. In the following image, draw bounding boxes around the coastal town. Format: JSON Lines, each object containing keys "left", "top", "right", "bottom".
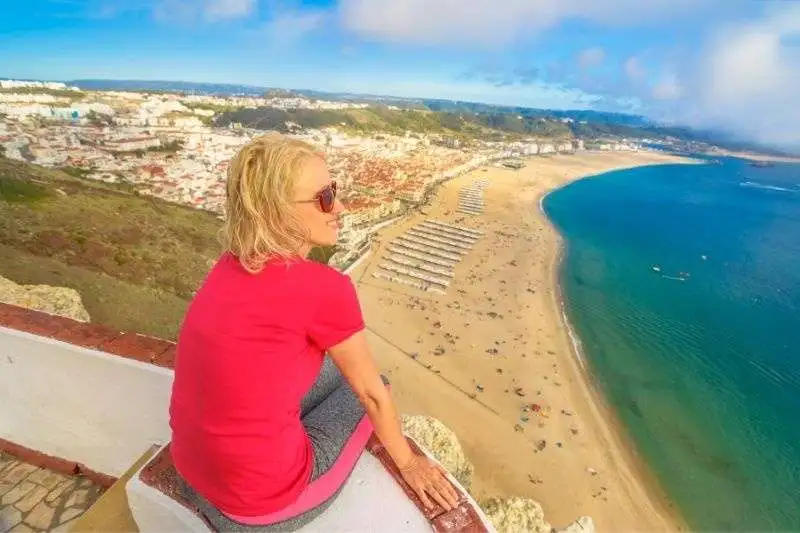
{"left": 0, "top": 79, "right": 645, "bottom": 269}
{"left": 3, "top": 0, "right": 799, "bottom": 529}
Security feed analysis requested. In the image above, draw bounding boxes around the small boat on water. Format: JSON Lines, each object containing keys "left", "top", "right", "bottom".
{"left": 662, "top": 275, "right": 686, "bottom": 281}
{"left": 652, "top": 265, "right": 662, "bottom": 272}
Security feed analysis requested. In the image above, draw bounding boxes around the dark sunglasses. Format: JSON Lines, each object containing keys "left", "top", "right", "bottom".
{"left": 296, "top": 181, "right": 337, "bottom": 213}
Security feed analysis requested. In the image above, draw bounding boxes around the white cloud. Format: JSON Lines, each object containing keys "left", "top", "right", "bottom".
{"left": 204, "top": 0, "right": 256, "bottom": 20}
{"left": 151, "top": 0, "right": 256, "bottom": 22}
{"left": 263, "top": 9, "right": 326, "bottom": 47}
{"left": 153, "top": 0, "right": 198, "bottom": 23}
{"left": 578, "top": 47, "right": 605, "bottom": 69}
{"left": 337, "top": 0, "right": 712, "bottom": 46}
{"left": 651, "top": 73, "right": 682, "bottom": 100}
{"left": 624, "top": 56, "right": 645, "bottom": 82}
{"left": 665, "top": 3, "right": 800, "bottom": 148}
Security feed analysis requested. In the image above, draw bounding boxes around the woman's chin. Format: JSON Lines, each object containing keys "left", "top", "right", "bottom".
{"left": 311, "top": 232, "right": 338, "bottom": 248}
{"left": 328, "top": 227, "right": 339, "bottom": 245}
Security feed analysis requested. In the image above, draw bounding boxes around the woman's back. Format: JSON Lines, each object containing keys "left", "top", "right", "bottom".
{"left": 169, "top": 252, "right": 363, "bottom": 516}
{"left": 168, "top": 134, "right": 458, "bottom": 530}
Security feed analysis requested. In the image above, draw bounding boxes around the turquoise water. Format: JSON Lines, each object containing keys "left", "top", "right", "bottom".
{"left": 543, "top": 157, "right": 800, "bottom": 532}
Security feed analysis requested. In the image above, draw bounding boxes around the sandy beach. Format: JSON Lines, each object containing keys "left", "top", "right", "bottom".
{"left": 704, "top": 148, "right": 800, "bottom": 164}
{"left": 349, "top": 151, "right": 698, "bottom": 532}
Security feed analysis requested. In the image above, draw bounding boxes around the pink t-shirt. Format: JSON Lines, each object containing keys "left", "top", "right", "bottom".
{"left": 168, "top": 252, "right": 364, "bottom": 517}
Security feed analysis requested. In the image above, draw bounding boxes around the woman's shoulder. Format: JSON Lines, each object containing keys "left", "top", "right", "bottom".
{"left": 295, "top": 258, "right": 352, "bottom": 285}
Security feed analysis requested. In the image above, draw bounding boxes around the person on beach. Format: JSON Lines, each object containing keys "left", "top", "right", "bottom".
{"left": 167, "top": 133, "right": 459, "bottom": 531}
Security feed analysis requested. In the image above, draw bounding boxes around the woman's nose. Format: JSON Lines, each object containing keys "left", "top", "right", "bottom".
{"left": 332, "top": 198, "right": 346, "bottom": 215}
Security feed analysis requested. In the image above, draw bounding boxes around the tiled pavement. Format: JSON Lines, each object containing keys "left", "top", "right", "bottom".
{"left": 0, "top": 452, "right": 105, "bottom": 533}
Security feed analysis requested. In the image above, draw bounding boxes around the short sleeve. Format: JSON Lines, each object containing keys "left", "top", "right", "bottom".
{"left": 307, "top": 271, "right": 365, "bottom": 351}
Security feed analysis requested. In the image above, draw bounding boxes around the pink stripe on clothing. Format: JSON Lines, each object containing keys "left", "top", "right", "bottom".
{"left": 223, "top": 415, "right": 374, "bottom": 525}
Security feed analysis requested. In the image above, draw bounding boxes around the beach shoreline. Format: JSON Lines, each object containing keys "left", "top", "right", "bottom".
{"left": 703, "top": 148, "right": 800, "bottom": 164}
{"left": 541, "top": 183, "right": 691, "bottom": 532}
{"left": 351, "top": 151, "right": 700, "bottom": 531}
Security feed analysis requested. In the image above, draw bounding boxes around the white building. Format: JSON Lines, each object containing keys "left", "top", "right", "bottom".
{"left": 103, "top": 136, "right": 162, "bottom": 152}
{"left": 0, "top": 79, "right": 79, "bottom": 91}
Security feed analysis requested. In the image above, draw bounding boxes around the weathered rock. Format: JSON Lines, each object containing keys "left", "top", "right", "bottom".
{"left": 480, "top": 496, "right": 551, "bottom": 533}
{"left": 401, "top": 415, "right": 474, "bottom": 491}
{"left": 555, "top": 516, "right": 595, "bottom": 533}
{"left": 0, "top": 276, "right": 90, "bottom": 322}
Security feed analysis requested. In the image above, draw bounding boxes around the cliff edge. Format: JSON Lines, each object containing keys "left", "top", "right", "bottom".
{"left": 402, "top": 414, "right": 594, "bottom": 533}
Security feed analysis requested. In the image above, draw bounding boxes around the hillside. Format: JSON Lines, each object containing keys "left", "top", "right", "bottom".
{"left": 0, "top": 156, "right": 333, "bottom": 339}
{"left": 214, "top": 105, "right": 576, "bottom": 140}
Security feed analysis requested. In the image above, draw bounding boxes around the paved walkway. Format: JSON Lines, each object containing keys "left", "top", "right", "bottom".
{"left": 0, "top": 452, "right": 105, "bottom": 532}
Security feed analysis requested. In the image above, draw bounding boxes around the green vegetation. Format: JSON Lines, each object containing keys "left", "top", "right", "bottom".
{"left": 0, "top": 174, "right": 50, "bottom": 204}
{"left": 56, "top": 166, "right": 94, "bottom": 179}
{"left": 0, "top": 156, "right": 336, "bottom": 339}
{"left": 0, "top": 244, "right": 195, "bottom": 340}
{"left": 213, "top": 105, "right": 577, "bottom": 141}
{"left": 86, "top": 110, "right": 113, "bottom": 127}
{"left": 0, "top": 156, "right": 221, "bottom": 337}
{"left": 148, "top": 139, "right": 184, "bottom": 153}
{"left": 184, "top": 101, "right": 237, "bottom": 114}
{"left": 307, "top": 246, "right": 337, "bottom": 264}
{"left": 117, "top": 140, "right": 185, "bottom": 157}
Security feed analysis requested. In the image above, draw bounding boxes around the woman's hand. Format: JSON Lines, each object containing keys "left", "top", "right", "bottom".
{"left": 399, "top": 453, "right": 460, "bottom": 510}
{"left": 326, "top": 332, "right": 459, "bottom": 510}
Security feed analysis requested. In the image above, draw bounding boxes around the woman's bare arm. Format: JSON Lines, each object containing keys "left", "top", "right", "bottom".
{"left": 328, "top": 330, "right": 459, "bottom": 509}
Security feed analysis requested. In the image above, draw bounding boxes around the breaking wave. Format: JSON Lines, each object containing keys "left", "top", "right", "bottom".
{"left": 740, "top": 181, "right": 798, "bottom": 193}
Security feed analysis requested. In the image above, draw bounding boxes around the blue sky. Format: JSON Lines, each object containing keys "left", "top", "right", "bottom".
{"left": 2, "top": 0, "right": 800, "bottom": 149}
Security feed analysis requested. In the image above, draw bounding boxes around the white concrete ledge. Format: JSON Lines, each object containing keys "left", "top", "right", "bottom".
{"left": 0, "top": 326, "right": 173, "bottom": 478}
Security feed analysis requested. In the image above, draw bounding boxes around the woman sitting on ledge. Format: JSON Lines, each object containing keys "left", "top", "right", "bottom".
{"left": 168, "top": 134, "right": 458, "bottom": 531}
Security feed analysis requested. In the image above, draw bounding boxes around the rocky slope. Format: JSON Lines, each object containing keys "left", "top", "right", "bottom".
{"left": 402, "top": 414, "right": 594, "bottom": 533}
{"left": 0, "top": 275, "right": 90, "bottom": 322}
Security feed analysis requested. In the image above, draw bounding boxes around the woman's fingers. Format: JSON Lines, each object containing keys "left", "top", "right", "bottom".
{"left": 432, "top": 474, "right": 458, "bottom": 509}
{"left": 414, "top": 481, "right": 435, "bottom": 509}
{"left": 434, "top": 466, "right": 460, "bottom": 506}
{"left": 403, "top": 457, "right": 461, "bottom": 510}
{"left": 440, "top": 479, "right": 459, "bottom": 507}
{"left": 427, "top": 482, "right": 452, "bottom": 510}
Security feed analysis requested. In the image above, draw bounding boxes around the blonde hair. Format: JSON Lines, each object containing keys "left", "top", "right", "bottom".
{"left": 222, "top": 133, "right": 322, "bottom": 273}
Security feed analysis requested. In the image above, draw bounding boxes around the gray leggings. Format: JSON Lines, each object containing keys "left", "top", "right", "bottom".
{"left": 181, "top": 358, "right": 377, "bottom": 532}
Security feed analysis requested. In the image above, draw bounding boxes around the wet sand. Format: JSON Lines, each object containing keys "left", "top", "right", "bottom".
{"left": 350, "top": 151, "right": 697, "bottom": 531}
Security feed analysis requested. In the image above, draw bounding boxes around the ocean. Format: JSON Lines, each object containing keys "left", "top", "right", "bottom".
{"left": 543, "top": 156, "right": 800, "bottom": 532}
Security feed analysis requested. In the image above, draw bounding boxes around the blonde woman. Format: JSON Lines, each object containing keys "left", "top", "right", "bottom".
{"left": 168, "top": 134, "right": 458, "bottom": 531}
